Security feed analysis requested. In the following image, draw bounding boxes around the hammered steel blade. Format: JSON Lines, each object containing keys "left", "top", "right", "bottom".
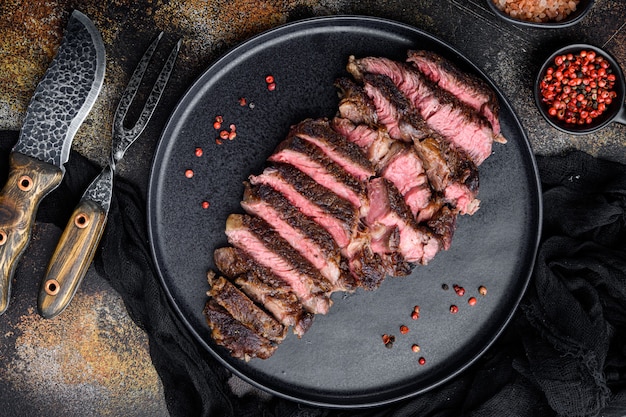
{"left": 13, "top": 10, "right": 106, "bottom": 169}
{"left": 38, "top": 34, "right": 181, "bottom": 319}
{"left": 0, "top": 10, "right": 105, "bottom": 315}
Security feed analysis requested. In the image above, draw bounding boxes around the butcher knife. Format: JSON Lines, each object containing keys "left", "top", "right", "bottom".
{"left": 0, "top": 10, "right": 106, "bottom": 315}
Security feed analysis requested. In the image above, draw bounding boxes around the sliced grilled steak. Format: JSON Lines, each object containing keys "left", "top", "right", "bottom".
{"left": 378, "top": 145, "right": 432, "bottom": 217}
{"left": 350, "top": 71, "right": 480, "bottom": 215}
{"left": 249, "top": 164, "right": 359, "bottom": 248}
{"left": 412, "top": 135, "right": 480, "bottom": 215}
{"left": 360, "top": 73, "right": 427, "bottom": 142}
{"left": 214, "top": 247, "right": 314, "bottom": 337}
{"left": 348, "top": 55, "right": 495, "bottom": 165}
{"left": 406, "top": 50, "right": 503, "bottom": 139}
{"left": 290, "top": 118, "right": 375, "bottom": 181}
{"left": 225, "top": 214, "right": 334, "bottom": 314}
{"left": 333, "top": 117, "right": 397, "bottom": 169}
{"left": 269, "top": 135, "right": 367, "bottom": 209}
{"left": 241, "top": 182, "right": 353, "bottom": 290}
{"left": 204, "top": 299, "right": 278, "bottom": 361}
{"left": 207, "top": 272, "right": 286, "bottom": 342}
{"left": 425, "top": 205, "right": 457, "bottom": 251}
{"left": 206, "top": 51, "right": 503, "bottom": 361}
{"left": 366, "top": 177, "right": 440, "bottom": 264}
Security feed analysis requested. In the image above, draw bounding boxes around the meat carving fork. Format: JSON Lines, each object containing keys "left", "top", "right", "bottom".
{"left": 38, "top": 33, "right": 181, "bottom": 318}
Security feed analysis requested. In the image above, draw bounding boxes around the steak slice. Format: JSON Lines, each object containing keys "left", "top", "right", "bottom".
{"left": 225, "top": 213, "right": 333, "bottom": 314}
{"left": 214, "top": 247, "right": 314, "bottom": 337}
{"left": 406, "top": 50, "right": 503, "bottom": 138}
{"left": 249, "top": 164, "right": 359, "bottom": 248}
{"left": 290, "top": 118, "right": 375, "bottom": 181}
{"left": 269, "top": 134, "right": 367, "bottom": 209}
{"left": 207, "top": 272, "right": 286, "bottom": 343}
{"left": 366, "top": 177, "right": 440, "bottom": 264}
{"left": 241, "top": 182, "right": 354, "bottom": 290}
{"left": 204, "top": 299, "right": 277, "bottom": 361}
{"left": 348, "top": 55, "right": 495, "bottom": 165}
{"left": 378, "top": 145, "right": 432, "bottom": 218}
{"left": 333, "top": 117, "right": 396, "bottom": 169}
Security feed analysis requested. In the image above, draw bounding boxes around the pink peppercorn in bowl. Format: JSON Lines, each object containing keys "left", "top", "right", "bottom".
{"left": 534, "top": 44, "right": 626, "bottom": 135}
{"left": 486, "top": 0, "right": 595, "bottom": 28}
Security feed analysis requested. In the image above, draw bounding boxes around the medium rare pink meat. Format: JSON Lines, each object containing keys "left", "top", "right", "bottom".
{"left": 366, "top": 177, "right": 439, "bottom": 264}
{"left": 340, "top": 71, "right": 479, "bottom": 216}
{"left": 348, "top": 55, "right": 496, "bottom": 165}
{"left": 225, "top": 214, "right": 333, "bottom": 315}
{"left": 406, "top": 50, "right": 503, "bottom": 139}
{"left": 333, "top": 117, "right": 396, "bottom": 168}
{"left": 379, "top": 146, "right": 432, "bottom": 217}
{"left": 290, "top": 118, "right": 375, "bottom": 181}
{"left": 205, "top": 50, "right": 504, "bottom": 361}
{"left": 241, "top": 183, "right": 350, "bottom": 290}
{"left": 249, "top": 164, "right": 358, "bottom": 248}
{"left": 269, "top": 135, "right": 367, "bottom": 209}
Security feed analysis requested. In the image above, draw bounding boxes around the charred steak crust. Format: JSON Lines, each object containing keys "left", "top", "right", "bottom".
{"left": 204, "top": 299, "right": 278, "bottom": 361}
{"left": 291, "top": 118, "right": 376, "bottom": 181}
{"left": 242, "top": 183, "right": 341, "bottom": 261}
{"left": 208, "top": 273, "right": 286, "bottom": 343}
{"left": 214, "top": 247, "right": 314, "bottom": 337}
{"left": 269, "top": 134, "right": 367, "bottom": 208}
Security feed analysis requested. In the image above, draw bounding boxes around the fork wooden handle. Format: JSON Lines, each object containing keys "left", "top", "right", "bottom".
{"left": 38, "top": 198, "right": 107, "bottom": 319}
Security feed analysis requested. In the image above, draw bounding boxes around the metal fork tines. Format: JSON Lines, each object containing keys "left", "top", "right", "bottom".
{"left": 37, "top": 33, "right": 181, "bottom": 319}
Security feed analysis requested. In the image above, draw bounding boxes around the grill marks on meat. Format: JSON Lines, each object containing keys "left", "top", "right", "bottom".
{"left": 204, "top": 50, "right": 503, "bottom": 361}
{"left": 290, "top": 118, "right": 375, "bottom": 181}
{"left": 336, "top": 75, "right": 479, "bottom": 221}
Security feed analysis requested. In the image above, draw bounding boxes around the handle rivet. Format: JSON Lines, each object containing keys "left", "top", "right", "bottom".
{"left": 45, "top": 279, "right": 60, "bottom": 296}
{"left": 18, "top": 175, "right": 33, "bottom": 191}
{"left": 74, "top": 213, "right": 90, "bottom": 229}
{"left": 0, "top": 230, "right": 6, "bottom": 246}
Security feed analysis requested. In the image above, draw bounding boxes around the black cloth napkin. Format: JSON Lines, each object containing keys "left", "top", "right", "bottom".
{"left": 2, "top": 130, "right": 625, "bottom": 417}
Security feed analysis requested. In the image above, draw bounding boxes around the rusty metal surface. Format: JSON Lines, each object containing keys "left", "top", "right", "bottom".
{"left": 0, "top": 0, "right": 625, "bottom": 415}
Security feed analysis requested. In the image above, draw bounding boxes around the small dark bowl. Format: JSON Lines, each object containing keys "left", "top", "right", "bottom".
{"left": 486, "top": 0, "right": 595, "bottom": 28}
{"left": 534, "top": 43, "right": 626, "bottom": 135}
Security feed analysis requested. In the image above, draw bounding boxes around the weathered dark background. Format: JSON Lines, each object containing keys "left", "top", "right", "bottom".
{"left": 0, "top": 0, "right": 625, "bottom": 415}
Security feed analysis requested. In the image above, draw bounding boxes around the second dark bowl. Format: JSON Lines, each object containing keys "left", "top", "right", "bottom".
{"left": 534, "top": 43, "right": 626, "bottom": 135}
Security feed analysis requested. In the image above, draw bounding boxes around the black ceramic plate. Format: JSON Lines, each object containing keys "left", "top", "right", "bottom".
{"left": 147, "top": 16, "right": 542, "bottom": 408}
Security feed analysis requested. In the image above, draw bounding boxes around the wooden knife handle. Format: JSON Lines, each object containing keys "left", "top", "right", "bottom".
{"left": 0, "top": 152, "right": 64, "bottom": 315}
{"left": 38, "top": 198, "right": 107, "bottom": 319}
